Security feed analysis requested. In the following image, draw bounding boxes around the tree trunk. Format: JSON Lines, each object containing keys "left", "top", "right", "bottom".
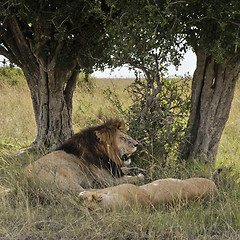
{"left": 182, "top": 48, "right": 240, "bottom": 162}
{"left": 23, "top": 65, "right": 79, "bottom": 150}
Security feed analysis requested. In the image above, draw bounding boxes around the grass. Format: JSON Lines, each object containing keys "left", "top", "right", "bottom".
{"left": 216, "top": 80, "right": 240, "bottom": 176}
{"left": 72, "top": 77, "right": 134, "bottom": 131}
{"left": 0, "top": 68, "right": 240, "bottom": 239}
{"left": 0, "top": 68, "right": 36, "bottom": 147}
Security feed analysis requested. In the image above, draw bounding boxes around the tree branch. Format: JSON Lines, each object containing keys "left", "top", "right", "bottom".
{"left": 48, "top": 41, "right": 64, "bottom": 72}
{"left": 0, "top": 45, "right": 11, "bottom": 59}
{"left": 7, "top": 16, "right": 37, "bottom": 68}
{"left": 29, "top": 37, "right": 49, "bottom": 72}
{"left": 1, "top": 30, "right": 23, "bottom": 67}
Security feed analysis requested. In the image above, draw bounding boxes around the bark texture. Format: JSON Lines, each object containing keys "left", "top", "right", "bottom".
{"left": 1, "top": 17, "right": 79, "bottom": 149}
{"left": 28, "top": 65, "right": 78, "bottom": 149}
{"left": 182, "top": 48, "right": 240, "bottom": 161}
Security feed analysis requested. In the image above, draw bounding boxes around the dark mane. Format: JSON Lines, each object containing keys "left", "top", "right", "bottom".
{"left": 57, "top": 119, "right": 124, "bottom": 177}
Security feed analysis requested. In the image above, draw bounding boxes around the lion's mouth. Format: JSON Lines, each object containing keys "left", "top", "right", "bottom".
{"left": 122, "top": 153, "right": 132, "bottom": 166}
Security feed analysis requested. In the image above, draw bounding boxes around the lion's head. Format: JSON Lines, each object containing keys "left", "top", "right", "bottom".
{"left": 57, "top": 119, "right": 138, "bottom": 174}
{"left": 115, "top": 129, "right": 138, "bottom": 166}
{"left": 95, "top": 119, "right": 138, "bottom": 166}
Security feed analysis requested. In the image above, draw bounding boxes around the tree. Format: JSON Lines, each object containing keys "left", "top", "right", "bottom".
{"left": 106, "top": 0, "right": 240, "bottom": 163}
{"left": 104, "top": 0, "right": 191, "bottom": 163}
{"left": 0, "top": 0, "right": 108, "bottom": 149}
{"left": 180, "top": 1, "right": 240, "bottom": 161}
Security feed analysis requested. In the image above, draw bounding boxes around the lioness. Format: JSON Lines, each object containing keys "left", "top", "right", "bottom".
{"left": 24, "top": 120, "right": 144, "bottom": 193}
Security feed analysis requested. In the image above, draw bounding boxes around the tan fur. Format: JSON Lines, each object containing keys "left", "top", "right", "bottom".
{"left": 79, "top": 178, "right": 218, "bottom": 209}
{"left": 24, "top": 120, "right": 143, "bottom": 193}
{"left": 79, "top": 184, "right": 151, "bottom": 210}
{"left": 140, "top": 178, "right": 218, "bottom": 205}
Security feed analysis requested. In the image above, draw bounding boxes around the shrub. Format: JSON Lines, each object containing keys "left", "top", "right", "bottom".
{"left": 104, "top": 75, "right": 191, "bottom": 168}
{"left": 76, "top": 72, "right": 96, "bottom": 91}
{"left": 0, "top": 67, "right": 25, "bottom": 87}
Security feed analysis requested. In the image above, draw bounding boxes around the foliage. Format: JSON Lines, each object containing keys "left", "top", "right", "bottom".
{"left": 105, "top": 0, "right": 240, "bottom": 69}
{"left": 180, "top": 1, "right": 240, "bottom": 62}
{"left": 104, "top": 75, "right": 191, "bottom": 167}
{"left": 101, "top": 1, "right": 193, "bottom": 166}
{"left": 0, "top": 67, "right": 25, "bottom": 87}
{"left": 77, "top": 72, "right": 96, "bottom": 91}
{"left": 127, "top": 77, "right": 190, "bottom": 157}
{"left": 105, "top": 0, "right": 188, "bottom": 72}
{"left": 0, "top": 0, "right": 109, "bottom": 71}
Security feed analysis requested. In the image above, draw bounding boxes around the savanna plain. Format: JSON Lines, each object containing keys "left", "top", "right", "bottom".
{"left": 0, "top": 67, "right": 240, "bottom": 240}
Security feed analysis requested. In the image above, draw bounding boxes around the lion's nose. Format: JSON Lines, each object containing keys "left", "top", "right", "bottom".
{"left": 134, "top": 143, "right": 138, "bottom": 147}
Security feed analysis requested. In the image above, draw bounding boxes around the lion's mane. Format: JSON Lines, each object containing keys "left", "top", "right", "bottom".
{"left": 57, "top": 119, "right": 125, "bottom": 177}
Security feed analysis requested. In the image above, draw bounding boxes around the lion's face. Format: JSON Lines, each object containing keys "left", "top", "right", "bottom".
{"left": 115, "top": 130, "right": 138, "bottom": 166}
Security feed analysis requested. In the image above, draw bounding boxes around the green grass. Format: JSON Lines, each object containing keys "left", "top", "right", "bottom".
{"left": 0, "top": 68, "right": 239, "bottom": 239}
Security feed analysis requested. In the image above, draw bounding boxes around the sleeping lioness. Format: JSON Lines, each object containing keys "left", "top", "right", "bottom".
{"left": 24, "top": 120, "right": 144, "bottom": 193}
{"left": 80, "top": 178, "right": 218, "bottom": 210}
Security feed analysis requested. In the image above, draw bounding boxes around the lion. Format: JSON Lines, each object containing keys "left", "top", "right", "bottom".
{"left": 79, "top": 177, "right": 218, "bottom": 210}
{"left": 24, "top": 119, "right": 144, "bottom": 194}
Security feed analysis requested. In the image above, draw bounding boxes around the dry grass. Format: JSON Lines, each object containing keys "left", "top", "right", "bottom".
{"left": 72, "top": 77, "right": 134, "bottom": 131}
{"left": 0, "top": 82, "right": 36, "bottom": 147}
{"left": 0, "top": 76, "right": 134, "bottom": 145}
{"left": 0, "top": 69, "right": 240, "bottom": 239}
{"left": 216, "top": 80, "right": 240, "bottom": 174}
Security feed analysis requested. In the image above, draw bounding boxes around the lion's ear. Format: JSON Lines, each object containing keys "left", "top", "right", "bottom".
{"left": 95, "top": 130, "right": 109, "bottom": 143}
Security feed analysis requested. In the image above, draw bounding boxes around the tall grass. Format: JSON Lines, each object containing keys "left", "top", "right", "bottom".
{"left": 216, "top": 80, "right": 240, "bottom": 176}
{"left": 72, "top": 77, "right": 133, "bottom": 131}
{"left": 0, "top": 68, "right": 36, "bottom": 147}
{"left": 0, "top": 68, "right": 239, "bottom": 239}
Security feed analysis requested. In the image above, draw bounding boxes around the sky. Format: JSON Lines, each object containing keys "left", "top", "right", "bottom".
{"left": 0, "top": 50, "right": 197, "bottom": 78}
{"left": 93, "top": 50, "right": 197, "bottom": 78}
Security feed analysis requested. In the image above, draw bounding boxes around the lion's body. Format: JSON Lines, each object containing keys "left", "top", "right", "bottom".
{"left": 80, "top": 178, "right": 218, "bottom": 209}
{"left": 140, "top": 178, "right": 218, "bottom": 205}
{"left": 24, "top": 120, "right": 143, "bottom": 193}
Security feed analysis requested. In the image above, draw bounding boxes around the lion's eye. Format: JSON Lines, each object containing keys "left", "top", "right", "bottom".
{"left": 120, "top": 136, "right": 127, "bottom": 141}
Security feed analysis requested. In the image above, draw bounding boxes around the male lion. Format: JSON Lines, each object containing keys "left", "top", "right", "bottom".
{"left": 24, "top": 119, "right": 144, "bottom": 193}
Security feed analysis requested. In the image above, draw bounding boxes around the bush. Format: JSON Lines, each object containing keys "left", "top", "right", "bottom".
{"left": 77, "top": 72, "right": 96, "bottom": 91}
{"left": 0, "top": 67, "right": 25, "bottom": 87}
{"left": 104, "top": 75, "right": 191, "bottom": 168}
